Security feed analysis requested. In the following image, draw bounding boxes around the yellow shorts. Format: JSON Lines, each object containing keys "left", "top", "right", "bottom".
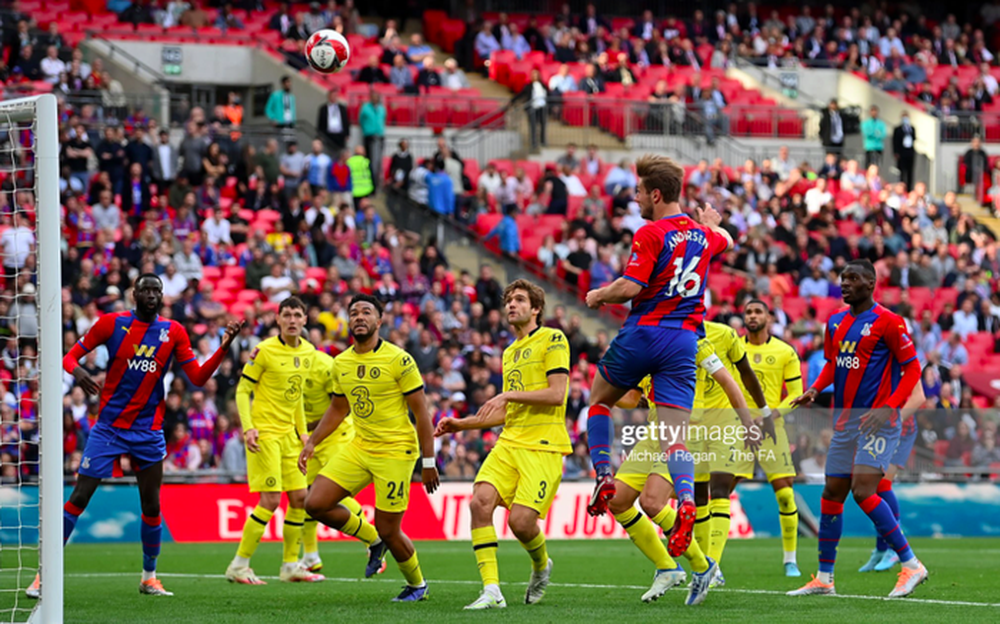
{"left": 690, "top": 408, "right": 757, "bottom": 480}
{"left": 756, "top": 417, "right": 795, "bottom": 481}
{"left": 247, "top": 431, "right": 308, "bottom": 493}
{"left": 474, "top": 443, "right": 563, "bottom": 519}
{"left": 319, "top": 442, "right": 415, "bottom": 513}
{"left": 306, "top": 427, "right": 354, "bottom": 484}
{"left": 617, "top": 432, "right": 673, "bottom": 493}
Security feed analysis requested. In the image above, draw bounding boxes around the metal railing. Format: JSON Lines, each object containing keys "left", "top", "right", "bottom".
{"left": 938, "top": 111, "right": 999, "bottom": 144}
{"left": 84, "top": 33, "right": 170, "bottom": 86}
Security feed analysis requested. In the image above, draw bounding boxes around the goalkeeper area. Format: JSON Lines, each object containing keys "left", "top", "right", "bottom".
{"left": 2, "top": 538, "right": 996, "bottom": 623}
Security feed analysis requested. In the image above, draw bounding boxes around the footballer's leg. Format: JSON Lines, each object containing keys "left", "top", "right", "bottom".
{"left": 507, "top": 447, "right": 563, "bottom": 606}
{"left": 640, "top": 474, "right": 716, "bottom": 606}
{"left": 787, "top": 475, "right": 850, "bottom": 596}
{"left": 509, "top": 505, "right": 552, "bottom": 605}
{"left": 279, "top": 487, "right": 324, "bottom": 582}
{"left": 871, "top": 466, "right": 901, "bottom": 572}
{"left": 706, "top": 474, "right": 734, "bottom": 587}
{"left": 610, "top": 479, "right": 684, "bottom": 602}
{"left": 226, "top": 490, "right": 279, "bottom": 585}
{"left": 305, "top": 475, "right": 382, "bottom": 569}
{"left": 466, "top": 482, "right": 506, "bottom": 609}
{"left": 770, "top": 477, "right": 800, "bottom": 576}
{"left": 376, "top": 511, "right": 428, "bottom": 602}
{"left": 135, "top": 461, "right": 173, "bottom": 596}
{"left": 586, "top": 371, "right": 630, "bottom": 515}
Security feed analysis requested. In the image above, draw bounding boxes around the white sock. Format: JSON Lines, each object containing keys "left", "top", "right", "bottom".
{"left": 141, "top": 570, "right": 156, "bottom": 582}
{"left": 282, "top": 561, "right": 300, "bottom": 572}
{"left": 902, "top": 557, "right": 921, "bottom": 571}
{"left": 817, "top": 571, "right": 834, "bottom": 584}
{"left": 233, "top": 556, "right": 250, "bottom": 568}
{"left": 484, "top": 583, "right": 501, "bottom": 597}
{"left": 303, "top": 552, "right": 320, "bottom": 563}
{"left": 784, "top": 551, "right": 797, "bottom": 564}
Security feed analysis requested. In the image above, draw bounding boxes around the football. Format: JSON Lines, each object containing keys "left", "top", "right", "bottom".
{"left": 304, "top": 29, "right": 350, "bottom": 74}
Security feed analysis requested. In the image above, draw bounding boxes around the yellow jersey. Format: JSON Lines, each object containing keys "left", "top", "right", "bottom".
{"left": 643, "top": 337, "right": 721, "bottom": 423}
{"left": 303, "top": 350, "right": 355, "bottom": 439}
{"left": 240, "top": 336, "right": 314, "bottom": 439}
{"left": 498, "top": 327, "right": 572, "bottom": 455}
{"left": 330, "top": 339, "right": 424, "bottom": 458}
{"left": 739, "top": 336, "right": 804, "bottom": 413}
{"left": 694, "top": 322, "right": 747, "bottom": 410}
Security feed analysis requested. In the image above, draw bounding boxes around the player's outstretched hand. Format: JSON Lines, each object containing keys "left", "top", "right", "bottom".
{"left": 435, "top": 417, "right": 460, "bottom": 437}
{"left": 790, "top": 388, "right": 818, "bottom": 408}
{"left": 244, "top": 428, "right": 261, "bottom": 454}
{"left": 860, "top": 407, "right": 893, "bottom": 437}
{"left": 298, "top": 441, "right": 315, "bottom": 475}
{"left": 221, "top": 320, "right": 245, "bottom": 349}
{"left": 742, "top": 421, "right": 762, "bottom": 452}
{"left": 72, "top": 367, "right": 102, "bottom": 396}
{"left": 422, "top": 466, "right": 440, "bottom": 494}
{"left": 585, "top": 289, "right": 603, "bottom": 309}
{"left": 693, "top": 204, "right": 722, "bottom": 228}
{"left": 758, "top": 411, "right": 778, "bottom": 443}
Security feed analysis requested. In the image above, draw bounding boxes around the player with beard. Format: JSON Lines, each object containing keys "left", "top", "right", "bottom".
{"left": 300, "top": 294, "right": 440, "bottom": 602}
{"left": 435, "top": 279, "right": 570, "bottom": 610}
{"left": 29, "top": 274, "right": 241, "bottom": 598}
{"left": 788, "top": 260, "right": 928, "bottom": 598}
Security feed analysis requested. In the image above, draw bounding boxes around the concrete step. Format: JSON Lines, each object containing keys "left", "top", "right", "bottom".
{"left": 957, "top": 194, "right": 1000, "bottom": 239}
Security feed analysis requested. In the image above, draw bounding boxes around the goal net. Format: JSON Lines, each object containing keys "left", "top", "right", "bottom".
{"left": 0, "top": 94, "right": 63, "bottom": 624}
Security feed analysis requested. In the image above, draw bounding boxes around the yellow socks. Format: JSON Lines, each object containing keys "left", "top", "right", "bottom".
{"left": 775, "top": 486, "right": 798, "bottom": 562}
{"left": 339, "top": 508, "right": 379, "bottom": 546}
{"left": 615, "top": 508, "right": 676, "bottom": 570}
{"left": 651, "top": 505, "right": 677, "bottom": 533}
{"left": 282, "top": 507, "right": 306, "bottom": 563}
{"left": 471, "top": 526, "right": 500, "bottom": 587}
{"left": 341, "top": 496, "right": 363, "bottom": 516}
{"left": 397, "top": 552, "right": 425, "bottom": 587}
{"left": 708, "top": 498, "right": 731, "bottom": 563}
{"left": 302, "top": 516, "right": 319, "bottom": 557}
{"left": 236, "top": 505, "right": 274, "bottom": 560}
{"left": 694, "top": 503, "right": 711, "bottom": 555}
{"left": 520, "top": 532, "right": 548, "bottom": 573}
{"left": 653, "top": 505, "right": 708, "bottom": 573}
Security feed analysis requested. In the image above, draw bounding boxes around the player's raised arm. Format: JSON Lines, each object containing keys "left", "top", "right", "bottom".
{"left": 177, "top": 320, "right": 243, "bottom": 386}
{"left": 692, "top": 204, "right": 734, "bottom": 252}
{"left": 586, "top": 224, "right": 659, "bottom": 309}
{"left": 62, "top": 312, "right": 118, "bottom": 395}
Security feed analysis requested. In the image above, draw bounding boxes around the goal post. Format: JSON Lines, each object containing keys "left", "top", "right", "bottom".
{"left": 0, "top": 93, "right": 63, "bottom": 624}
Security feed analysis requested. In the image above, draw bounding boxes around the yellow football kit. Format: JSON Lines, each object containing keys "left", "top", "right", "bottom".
{"left": 239, "top": 336, "right": 314, "bottom": 493}
{"left": 617, "top": 338, "right": 721, "bottom": 493}
{"left": 319, "top": 340, "right": 425, "bottom": 512}
{"left": 303, "top": 350, "right": 356, "bottom": 483}
{"left": 691, "top": 321, "right": 755, "bottom": 479}
{"left": 739, "top": 336, "right": 803, "bottom": 481}
{"left": 475, "top": 327, "right": 571, "bottom": 519}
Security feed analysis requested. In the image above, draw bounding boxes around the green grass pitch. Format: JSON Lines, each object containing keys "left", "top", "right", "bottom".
{"left": 2, "top": 538, "right": 998, "bottom": 622}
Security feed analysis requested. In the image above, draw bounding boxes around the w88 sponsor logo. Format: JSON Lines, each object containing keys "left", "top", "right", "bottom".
{"left": 837, "top": 355, "right": 861, "bottom": 369}
{"left": 127, "top": 358, "right": 158, "bottom": 373}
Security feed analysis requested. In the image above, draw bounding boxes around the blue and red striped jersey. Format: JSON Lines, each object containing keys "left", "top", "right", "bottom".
{"left": 622, "top": 215, "right": 729, "bottom": 333}
{"left": 823, "top": 303, "right": 918, "bottom": 431}
{"left": 75, "top": 311, "right": 197, "bottom": 432}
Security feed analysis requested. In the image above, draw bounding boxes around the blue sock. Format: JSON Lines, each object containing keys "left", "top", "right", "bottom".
{"left": 141, "top": 514, "right": 163, "bottom": 572}
{"left": 64, "top": 501, "right": 83, "bottom": 545}
{"left": 860, "top": 494, "right": 914, "bottom": 563}
{"left": 875, "top": 479, "right": 899, "bottom": 552}
{"left": 665, "top": 443, "right": 694, "bottom": 503}
{"left": 818, "top": 498, "right": 844, "bottom": 574}
{"left": 587, "top": 404, "right": 614, "bottom": 475}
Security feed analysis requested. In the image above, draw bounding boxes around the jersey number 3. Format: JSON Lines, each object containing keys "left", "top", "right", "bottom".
{"left": 351, "top": 387, "right": 375, "bottom": 418}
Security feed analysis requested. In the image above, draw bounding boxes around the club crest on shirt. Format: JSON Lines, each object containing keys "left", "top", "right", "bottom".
{"left": 159, "top": 328, "right": 170, "bottom": 343}
{"left": 357, "top": 365, "right": 366, "bottom": 378}
{"left": 861, "top": 323, "right": 872, "bottom": 337}
{"left": 766, "top": 355, "right": 776, "bottom": 365}
{"left": 294, "top": 356, "right": 300, "bottom": 368}
{"left": 370, "top": 367, "right": 381, "bottom": 379}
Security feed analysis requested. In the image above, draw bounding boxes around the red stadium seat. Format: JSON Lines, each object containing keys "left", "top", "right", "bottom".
{"left": 202, "top": 266, "right": 222, "bottom": 282}
{"left": 215, "top": 278, "right": 241, "bottom": 292}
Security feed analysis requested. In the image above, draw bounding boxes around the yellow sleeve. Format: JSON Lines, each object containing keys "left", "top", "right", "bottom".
{"left": 728, "top": 330, "right": 747, "bottom": 365}
{"left": 396, "top": 352, "right": 424, "bottom": 395}
{"left": 329, "top": 358, "right": 344, "bottom": 396}
{"left": 237, "top": 345, "right": 268, "bottom": 431}
{"left": 778, "top": 349, "right": 804, "bottom": 411}
{"left": 543, "top": 331, "right": 570, "bottom": 376}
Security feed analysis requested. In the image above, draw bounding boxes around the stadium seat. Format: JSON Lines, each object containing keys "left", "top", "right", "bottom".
{"left": 223, "top": 266, "right": 246, "bottom": 283}
{"left": 202, "top": 267, "right": 222, "bottom": 282}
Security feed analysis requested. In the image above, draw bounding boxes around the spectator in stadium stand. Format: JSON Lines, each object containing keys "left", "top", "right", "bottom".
{"left": 503, "top": 23, "right": 531, "bottom": 61}
{"left": 265, "top": 76, "right": 296, "bottom": 130}
{"left": 215, "top": 3, "right": 245, "bottom": 30}
{"left": 474, "top": 21, "right": 501, "bottom": 67}
{"left": 426, "top": 160, "right": 455, "bottom": 216}
{"left": 474, "top": 265, "right": 503, "bottom": 312}
{"left": 359, "top": 91, "right": 386, "bottom": 182}
{"left": 279, "top": 140, "right": 305, "bottom": 187}
{"left": 962, "top": 136, "right": 989, "bottom": 193}
{"left": 441, "top": 58, "right": 471, "bottom": 91}
{"left": 180, "top": 0, "right": 210, "bottom": 28}
{"left": 120, "top": 163, "right": 151, "bottom": 220}
{"left": 150, "top": 130, "right": 178, "bottom": 191}
{"left": 174, "top": 237, "right": 204, "bottom": 283}
{"left": 861, "top": 105, "right": 887, "bottom": 169}
{"left": 819, "top": 99, "right": 845, "bottom": 155}
{"left": 483, "top": 204, "right": 521, "bottom": 257}
{"left": 346, "top": 144, "right": 374, "bottom": 210}
{"left": 389, "top": 53, "right": 415, "bottom": 93}
{"left": 416, "top": 57, "right": 443, "bottom": 92}
{"left": 388, "top": 139, "right": 412, "bottom": 190}
{"left": 39, "top": 45, "right": 64, "bottom": 84}
{"left": 269, "top": 1, "right": 293, "bottom": 36}
{"left": 316, "top": 89, "right": 350, "bottom": 156}
{"left": 476, "top": 162, "right": 501, "bottom": 196}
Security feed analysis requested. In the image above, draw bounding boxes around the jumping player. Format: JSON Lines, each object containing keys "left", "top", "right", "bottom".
{"left": 788, "top": 259, "right": 929, "bottom": 598}
{"left": 583, "top": 154, "right": 733, "bottom": 569}
{"left": 28, "top": 274, "right": 241, "bottom": 598}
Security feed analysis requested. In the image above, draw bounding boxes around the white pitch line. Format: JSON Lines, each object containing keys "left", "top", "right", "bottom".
{"left": 61, "top": 572, "right": 1000, "bottom": 608}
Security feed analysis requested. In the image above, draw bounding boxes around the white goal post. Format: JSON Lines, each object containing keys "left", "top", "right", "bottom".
{"left": 0, "top": 93, "right": 63, "bottom": 624}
